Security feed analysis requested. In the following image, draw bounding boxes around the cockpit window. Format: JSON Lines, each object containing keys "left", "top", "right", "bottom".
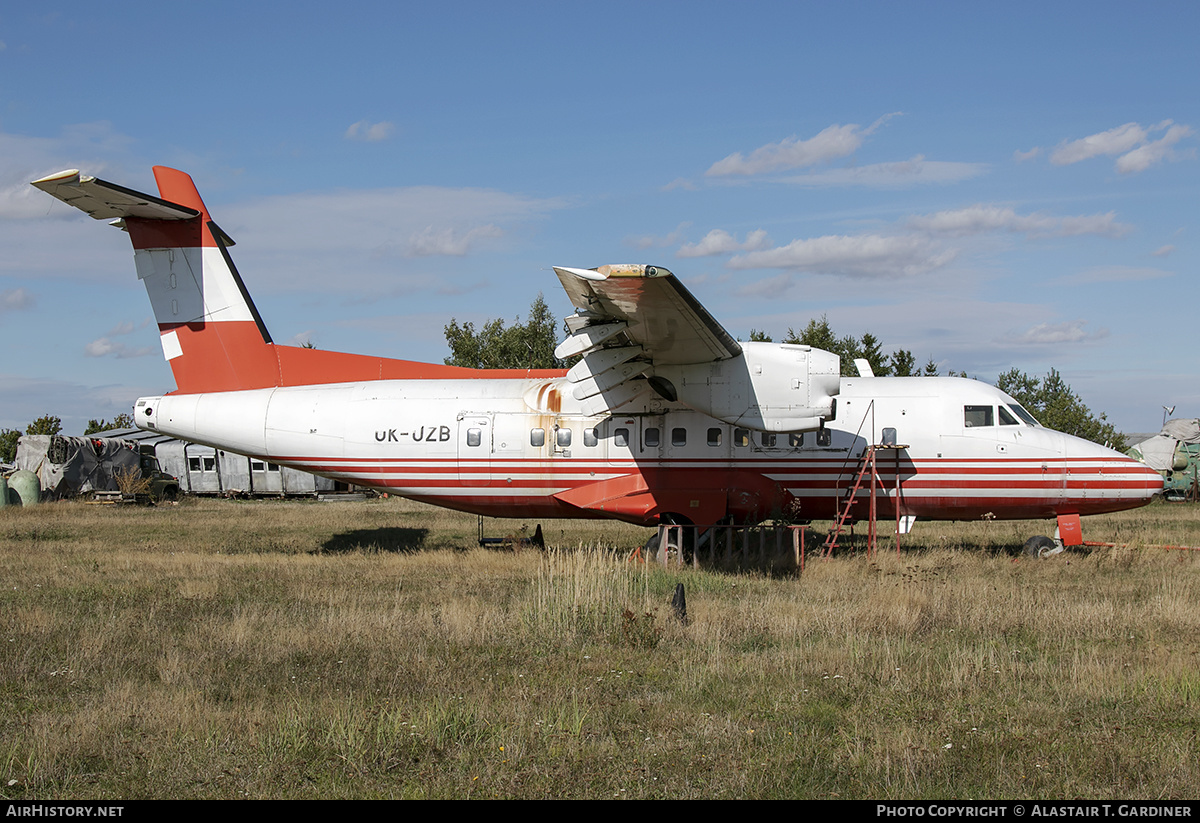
{"left": 1007, "top": 404, "right": 1040, "bottom": 427}
{"left": 998, "top": 405, "right": 1019, "bottom": 426}
{"left": 964, "top": 405, "right": 993, "bottom": 428}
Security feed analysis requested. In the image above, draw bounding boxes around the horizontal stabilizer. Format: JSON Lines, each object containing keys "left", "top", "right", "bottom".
{"left": 31, "top": 169, "right": 199, "bottom": 222}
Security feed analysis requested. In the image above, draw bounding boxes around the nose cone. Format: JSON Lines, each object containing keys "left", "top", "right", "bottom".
{"left": 1061, "top": 430, "right": 1164, "bottom": 511}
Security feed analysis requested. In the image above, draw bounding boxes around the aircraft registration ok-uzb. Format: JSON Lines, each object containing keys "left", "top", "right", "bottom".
{"left": 33, "top": 167, "right": 1162, "bottom": 547}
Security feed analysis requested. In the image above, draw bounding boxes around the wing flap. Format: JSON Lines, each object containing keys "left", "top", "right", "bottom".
{"left": 552, "top": 264, "right": 743, "bottom": 417}
{"left": 553, "top": 264, "right": 741, "bottom": 365}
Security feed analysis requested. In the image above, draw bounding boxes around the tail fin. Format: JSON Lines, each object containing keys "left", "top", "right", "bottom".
{"left": 33, "top": 167, "right": 280, "bottom": 393}
{"left": 34, "top": 167, "right": 569, "bottom": 391}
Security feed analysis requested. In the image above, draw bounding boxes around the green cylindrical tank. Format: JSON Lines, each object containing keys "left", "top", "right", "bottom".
{"left": 0, "top": 474, "right": 7, "bottom": 508}
{"left": 7, "top": 470, "right": 40, "bottom": 506}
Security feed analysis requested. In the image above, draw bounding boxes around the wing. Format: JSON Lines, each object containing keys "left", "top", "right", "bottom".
{"left": 553, "top": 264, "right": 742, "bottom": 414}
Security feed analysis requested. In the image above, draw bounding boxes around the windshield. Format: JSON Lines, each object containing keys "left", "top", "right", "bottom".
{"left": 1007, "top": 403, "right": 1040, "bottom": 427}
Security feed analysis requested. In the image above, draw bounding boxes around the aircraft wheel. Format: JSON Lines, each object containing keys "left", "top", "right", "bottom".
{"left": 642, "top": 532, "right": 679, "bottom": 563}
{"left": 1021, "top": 535, "right": 1058, "bottom": 558}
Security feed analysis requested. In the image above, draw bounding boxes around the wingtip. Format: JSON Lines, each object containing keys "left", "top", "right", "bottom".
{"left": 553, "top": 266, "right": 607, "bottom": 282}
{"left": 31, "top": 168, "right": 83, "bottom": 187}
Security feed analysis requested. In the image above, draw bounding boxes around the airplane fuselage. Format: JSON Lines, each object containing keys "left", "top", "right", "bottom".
{"left": 137, "top": 372, "right": 1162, "bottom": 526}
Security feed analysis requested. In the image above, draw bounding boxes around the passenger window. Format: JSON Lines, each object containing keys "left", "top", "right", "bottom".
{"left": 707, "top": 428, "right": 722, "bottom": 447}
{"left": 614, "top": 428, "right": 628, "bottom": 447}
{"left": 645, "top": 427, "right": 660, "bottom": 447}
{"left": 998, "top": 406, "right": 1019, "bottom": 426}
{"left": 584, "top": 427, "right": 598, "bottom": 447}
{"left": 467, "top": 428, "right": 481, "bottom": 447}
{"left": 734, "top": 428, "right": 749, "bottom": 447}
{"left": 789, "top": 433, "right": 804, "bottom": 448}
{"left": 816, "top": 429, "right": 831, "bottom": 447}
{"left": 760, "top": 432, "right": 777, "bottom": 448}
{"left": 189, "top": 457, "right": 201, "bottom": 472}
{"left": 557, "top": 428, "right": 572, "bottom": 447}
{"left": 964, "top": 405, "right": 994, "bottom": 428}
{"left": 531, "top": 428, "right": 545, "bottom": 447}
{"left": 203, "top": 457, "right": 215, "bottom": 472}
{"left": 672, "top": 427, "right": 686, "bottom": 447}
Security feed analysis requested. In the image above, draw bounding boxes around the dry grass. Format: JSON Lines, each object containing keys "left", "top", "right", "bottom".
{"left": 1, "top": 496, "right": 1198, "bottom": 799}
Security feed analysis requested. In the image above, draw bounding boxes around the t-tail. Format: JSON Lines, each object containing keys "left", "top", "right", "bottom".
{"left": 33, "top": 168, "right": 559, "bottom": 396}
{"left": 33, "top": 167, "right": 279, "bottom": 394}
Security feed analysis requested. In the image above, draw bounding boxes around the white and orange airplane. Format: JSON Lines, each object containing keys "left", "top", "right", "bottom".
{"left": 33, "top": 167, "right": 1162, "bottom": 549}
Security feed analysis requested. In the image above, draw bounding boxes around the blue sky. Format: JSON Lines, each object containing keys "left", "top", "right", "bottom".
{"left": 1, "top": 1, "right": 1196, "bottom": 435}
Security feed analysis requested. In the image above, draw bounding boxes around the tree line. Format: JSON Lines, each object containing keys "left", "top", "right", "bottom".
{"left": 444, "top": 298, "right": 1126, "bottom": 450}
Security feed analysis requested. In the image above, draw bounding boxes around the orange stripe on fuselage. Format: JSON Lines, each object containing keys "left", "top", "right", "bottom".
{"left": 161, "top": 319, "right": 567, "bottom": 394}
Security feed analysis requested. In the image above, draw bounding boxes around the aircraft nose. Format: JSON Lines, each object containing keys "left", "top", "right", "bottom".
{"left": 1062, "top": 430, "right": 1164, "bottom": 505}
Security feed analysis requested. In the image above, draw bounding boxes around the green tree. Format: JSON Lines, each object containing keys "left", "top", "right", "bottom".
{"left": 997, "top": 368, "right": 1126, "bottom": 450}
{"left": 0, "top": 429, "right": 20, "bottom": 463}
{"left": 747, "top": 329, "right": 773, "bottom": 342}
{"left": 784, "top": 317, "right": 906, "bottom": 377}
{"left": 922, "top": 357, "right": 940, "bottom": 377}
{"left": 444, "top": 294, "right": 565, "bottom": 370}
{"left": 26, "top": 415, "right": 61, "bottom": 436}
{"left": 785, "top": 315, "right": 837, "bottom": 352}
{"left": 858, "top": 332, "right": 890, "bottom": 377}
{"left": 890, "top": 349, "right": 916, "bottom": 377}
{"left": 85, "top": 413, "right": 134, "bottom": 434}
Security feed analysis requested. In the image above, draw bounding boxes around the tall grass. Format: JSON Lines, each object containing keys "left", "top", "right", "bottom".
{"left": 1, "top": 497, "right": 1198, "bottom": 798}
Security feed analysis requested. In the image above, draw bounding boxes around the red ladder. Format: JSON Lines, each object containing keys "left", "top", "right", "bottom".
{"left": 822, "top": 446, "right": 883, "bottom": 558}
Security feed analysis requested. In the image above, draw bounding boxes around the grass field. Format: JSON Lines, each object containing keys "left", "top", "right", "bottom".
{"left": 1, "top": 496, "right": 1198, "bottom": 799}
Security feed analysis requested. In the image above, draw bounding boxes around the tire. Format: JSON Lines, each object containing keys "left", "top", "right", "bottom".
{"left": 642, "top": 532, "right": 680, "bottom": 563}
{"left": 1022, "top": 535, "right": 1058, "bottom": 558}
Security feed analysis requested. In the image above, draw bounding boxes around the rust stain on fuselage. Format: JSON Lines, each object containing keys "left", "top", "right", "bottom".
{"left": 533, "top": 382, "right": 562, "bottom": 414}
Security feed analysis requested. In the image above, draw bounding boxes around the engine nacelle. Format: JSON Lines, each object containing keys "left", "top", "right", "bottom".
{"left": 653, "top": 342, "right": 839, "bottom": 432}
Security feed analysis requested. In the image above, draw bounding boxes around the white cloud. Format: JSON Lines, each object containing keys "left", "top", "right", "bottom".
{"left": 728, "top": 233, "right": 956, "bottom": 278}
{"left": 0, "top": 288, "right": 34, "bottom": 312}
{"left": 405, "top": 223, "right": 504, "bottom": 257}
{"left": 1048, "top": 120, "right": 1194, "bottom": 173}
{"left": 84, "top": 337, "right": 155, "bottom": 358}
{"left": 344, "top": 120, "right": 396, "bottom": 142}
{"left": 218, "top": 185, "right": 566, "bottom": 294}
{"left": 1013, "top": 147, "right": 1041, "bottom": 163}
{"left": 1050, "top": 122, "right": 1148, "bottom": 165}
{"left": 677, "top": 229, "right": 770, "bottom": 257}
{"left": 1150, "top": 245, "right": 1175, "bottom": 258}
{"left": 84, "top": 318, "right": 156, "bottom": 358}
{"left": 781, "top": 156, "right": 987, "bottom": 188}
{"left": 907, "top": 204, "right": 1130, "bottom": 238}
{"left": 1007, "top": 319, "right": 1107, "bottom": 346}
{"left": 1115, "top": 123, "right": 1194, "bottom": 173}
{"left": 706, "top": 114, "right": 900, "bottom": 177}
